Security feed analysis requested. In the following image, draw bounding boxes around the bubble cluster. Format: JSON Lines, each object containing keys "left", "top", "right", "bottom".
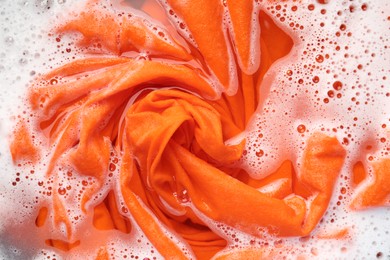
{"left": 240, "top": 0, "right": 390, "bottom": 258}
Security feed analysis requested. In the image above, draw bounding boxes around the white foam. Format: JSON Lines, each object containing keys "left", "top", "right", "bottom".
{"left": 0, "top": 1, "right": 160, "bottom": 259}
{"left": 240, "top": 0, "right": 390, "bottom": 258}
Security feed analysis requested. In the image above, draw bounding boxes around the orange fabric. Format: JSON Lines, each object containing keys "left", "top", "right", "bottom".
{"left": 226, "top": 0, "right": 259, "bottom": 74}
{"left": 8, "top": 1, "right": 389, "bottom": 259}
{"left": 166, "top": 0, "right": 237, "bottom": 93}
{"left": 45, "top": 239, "right": 80, "bottom": 252}
{"left": 96, "top": 247, "right": 110, "bottom": 260}
{"left": 35, "top": 207, "right": 48, "bottom": 227}
{"left": 58, "top": 3, "right": 190, "bottom": 60}
{"left": 351, "top": 159, "right": 390, "bottom": 209}
{"left": 214, "top": 248, "right": 265, "bottom": 260}
{"left": 352, "top": 161, "right": 367, "bottom": 186}
{"left": 93, "top": 191, "right": 131, "bottom": 233}
{"left": 10, "top": 121, "right": 39, "bottom": 163}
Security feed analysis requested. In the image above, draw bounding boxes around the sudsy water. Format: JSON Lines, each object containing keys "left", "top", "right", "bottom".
{"left": 0, "top": 0, "right": 389, "bottom": 259}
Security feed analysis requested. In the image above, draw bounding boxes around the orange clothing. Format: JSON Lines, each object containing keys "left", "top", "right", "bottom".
{"left": 9, "top": 0, "right": 389, "bottom": 259}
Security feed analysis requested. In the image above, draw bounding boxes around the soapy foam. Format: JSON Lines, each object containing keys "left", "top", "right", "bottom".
{"left": 240, "top": 0, "right": 390, "bottom": 258}
{"left": 0, "top": 1, "right": 162, "bottom": 259}
{"left": 0, "top": 0, "right": 389, "bottom": 259}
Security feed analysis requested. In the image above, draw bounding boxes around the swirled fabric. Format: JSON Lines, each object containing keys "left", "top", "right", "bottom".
{"left": 9, "top": 0, "right": 390, "bottom": 259}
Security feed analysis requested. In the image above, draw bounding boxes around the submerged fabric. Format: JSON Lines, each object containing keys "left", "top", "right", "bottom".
{"left": 10, "top": 0, "right": 389, "bottom": 259}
